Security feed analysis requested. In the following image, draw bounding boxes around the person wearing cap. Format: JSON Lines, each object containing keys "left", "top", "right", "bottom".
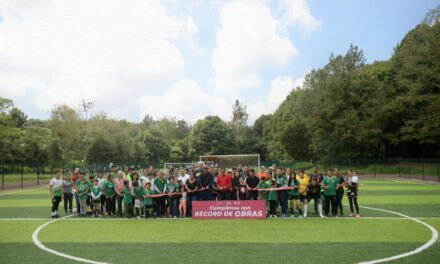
{"left": 198, "top": 166, "right": 214, "bottom": 200}
{"left": 216, "top": 168, "right": 232, "bottom": 200}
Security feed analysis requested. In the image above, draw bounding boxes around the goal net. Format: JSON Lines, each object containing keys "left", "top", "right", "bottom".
{"left": 163, "top": 161, "right": 214, "bottom": 171}
{"left": 199, "top": 154, "right": 260, "bottom": 170}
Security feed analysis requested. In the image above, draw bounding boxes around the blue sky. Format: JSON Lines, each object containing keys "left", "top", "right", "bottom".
{"left": 0, "top": 0, "right": 438, "bottom": 124}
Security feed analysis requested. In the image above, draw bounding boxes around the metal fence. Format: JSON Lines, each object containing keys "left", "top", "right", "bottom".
{"left": 1, "top": 159, "right": 439, "bottom": 190}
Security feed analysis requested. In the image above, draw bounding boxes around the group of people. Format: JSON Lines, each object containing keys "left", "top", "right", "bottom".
{"left": 48, "top": 162, "right": 360, "bottom": 219}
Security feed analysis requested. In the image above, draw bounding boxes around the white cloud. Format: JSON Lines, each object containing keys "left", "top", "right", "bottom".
{"left": 248, "top": 75, "right": 304, "bottom": 122}
{"left": 139, "top": 78, "right": 231, "bottom": 123}
{"left": 211, "top": 0, "right": 297, "bottom": 95}
{"left": 0, "top": 0, "right": 195, "bottom": 119}
{"left": 280, "top": 0, "right": 322, "bottom": 33}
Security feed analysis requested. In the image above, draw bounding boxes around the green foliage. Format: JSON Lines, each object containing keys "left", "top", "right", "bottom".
{"left": 190, "top": 116, "right": 233, "bottom": 155}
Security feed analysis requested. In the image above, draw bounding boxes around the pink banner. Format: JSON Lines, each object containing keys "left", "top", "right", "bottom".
{"left": 192, "top": 200, "right": 266, "bottom": 219}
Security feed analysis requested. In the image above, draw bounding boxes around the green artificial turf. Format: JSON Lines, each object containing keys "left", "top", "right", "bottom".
{"left": 0, "top": 179, "right": 439, "bottom": 263}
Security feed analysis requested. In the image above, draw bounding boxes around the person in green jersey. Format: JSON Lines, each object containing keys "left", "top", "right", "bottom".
{"left": 104, "top": 174, "right": 116, "bottom": 216}
{"left": 287, "top": 169, "right": 299, "bottom": 218}
{"left": 49, "top": 169, "right": 63, "bottom": 218}
{"left": 90, "top": 179, "right": 102, "bottom": 217}
{"left": 257, "top": 177, "right": 270, "bottom": 216}
{"left": 123, "top": 166, "right": 132, "bottom": 181}
{"left": 76, "top": 171, "right": 90, "bottom": 216}
{"left": 275, "top": 168, "right": 288, "bottom": 217}
{"left": 123, "top": 180, "right": 134, "bottom": 218}
{"left": 143, "top": 182, "right": 154, "bottom": 218}
{"left": 268, "top": 179, "right": 278, "bottom": 218}
{"left": 322, "top": 169, "right": 338, "bottom": 217}
{"left": 154, "top": 171, "right": 168, "bottom": 217}
{"left": 133, "top": 181, "right": 144, "bottom": 218}
{"left": 165, "top": 176, "right": 179, "bottom": 218}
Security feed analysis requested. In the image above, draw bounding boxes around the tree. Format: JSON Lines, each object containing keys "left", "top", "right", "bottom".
{"left": 48, "top": 138, "right": 63, "bottom": 166}
{"left": 9, "top": 107, "right": 27, "bottom": 128}
{"left": 86, "top": 134, "right": 116, "bottom": 163}
{"left": 230, "top": 99, "right": 249, "bottom": 152}
{"left": 190, "top": 116, "right": 233, "bottom": 155}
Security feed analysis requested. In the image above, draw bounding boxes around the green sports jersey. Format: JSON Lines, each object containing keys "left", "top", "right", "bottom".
{"left": 154, "top": 177, "right": 168, "bottom": 194}
{"left": 77, "top": 180, "right": 90, "bottom": 200}
{"left": 268, "top": 189, "right": 277, "bottom": 201}
{"left": 164, "top": 182, "right": 179, "bottom": 193}
{"left": 287, "top": 177, "right": 299, "bottom": 196}
{"left": 257, "top": 181, "right": 270, "bottom": 200}
{"left": 133, "top": 187, "right": 143, "bottom": 197}
{"left": 323, "top": 176, "right": 338, "bottom": 196}
{"left": 275, "top": 175, "right": 287, "bottom": 187}
{"left": 123, "top": 173, "right": 132, "bottom": 181}
{"left": 142, "top": 189, "right": 154, "bottom": 205}
{"left": 104, "top": 181, "right": 115, "bottom": 197}
{"left": 123, "top": 187, "right": 133, "bottom": 205}
{"left": 91, "top": 186, "right": 102, "bottom": 198}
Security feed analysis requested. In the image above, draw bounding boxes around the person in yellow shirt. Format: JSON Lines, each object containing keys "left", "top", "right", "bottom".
{"left": 297, "top": 169, "right": 309, "bottom": 218}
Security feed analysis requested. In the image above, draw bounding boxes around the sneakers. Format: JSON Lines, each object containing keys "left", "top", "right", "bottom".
{"left": 349, "top": 213, "right": 354, "bottom": 217}
{"left": 355, "top": 214, "right": 360, "bottom": 218}
{"left": 298, "top": 215, "right": 303, "bottom": 219}
{"left": 303, "top": 213, "right": 307, "bottom": 218}
{"left": 290, "top": 214, "right": 295, "bottom": 219}
{"left": 319, "top": 214, "right": 324, "bottom": 218}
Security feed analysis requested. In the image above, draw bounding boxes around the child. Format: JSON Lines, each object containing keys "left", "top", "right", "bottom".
{"left": 178, "top": 185, "right": 187, "bottom": 218}
{"left": 165, "top": 176, "right": 179, "bottom": 218}
{"left": 143, "top": 182, "right": 154, "bottom": 218}
{"left": 133, "top": 181, "right": 144, "bottom": 218}
{"left": 238, "top": 177, "right": 247, "bottom": 200}
{"left": 90, "top": 179, "right": 102, "bottom": 217}
{"left": 257, "top": 177, "right": 270, "bottom": 216}
{"left": 123, "top": 180, "right": 134, "bottom": 218}
{"left": 268, "top": 179, "right": 277, "bottom": 218}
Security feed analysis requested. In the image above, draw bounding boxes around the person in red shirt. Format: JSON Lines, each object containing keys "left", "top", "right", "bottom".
{"left": 216, "top": 168, "right": 232, "bottom": 200}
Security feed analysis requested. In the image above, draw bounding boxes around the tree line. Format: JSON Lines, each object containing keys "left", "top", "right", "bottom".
{"left": 0, "top": 7, "right": 439, "bottom": 165}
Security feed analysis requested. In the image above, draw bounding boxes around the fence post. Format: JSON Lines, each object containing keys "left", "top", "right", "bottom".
{"left": 21, "top": 163, "right": 24, "bottom": 188}
{"left": 374, "top": 163, "right": 377, "bottom": 178}
{"left": 37, "top": 165, "right": 40, "bottom": 186}
{"left": 409, "top": 162, "right": 411, "bottom": 179}
{"left": 438, "top": 159, "right": 439, "bottom": 182}
{"left": 422, "top": 161, "right": 425, "bottom": 181}
{"left": 1, "top": 168, "right": 4, "bottom": 190}
{"left": 398, "top": 160, "right": 401, "bottom": 178}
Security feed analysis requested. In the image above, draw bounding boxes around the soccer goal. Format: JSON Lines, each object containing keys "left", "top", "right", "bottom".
{"left": 163, "top": 161, "right": 214, "bottom": 171}
{"left": 199, "top": 154, "right": 260, "bottom": 170}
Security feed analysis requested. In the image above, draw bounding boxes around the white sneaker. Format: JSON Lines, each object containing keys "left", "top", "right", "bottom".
{"left": 304, "top": 213, "right": 307, "bottom": 218}
{"left": 299, "top": 215, "right": 303, "bottom": 219}
{"left": 137, "top": 216, "right": 141, "bottom": 219}
{"left": 290, "top": 214, "right": 295, "bottom": 219}
{"left": 319, "top": 214, "right": 324, "bottom": 218}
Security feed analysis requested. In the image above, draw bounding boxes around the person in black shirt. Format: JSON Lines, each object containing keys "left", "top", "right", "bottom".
{"left": 309, "top": 166, "right": 323, "bottom": 213}
{"left": 198, "top": 166, "right": 214, "bottom": 201}
{"left": 335, "top": 170, "right": 345, "bottom": 216}
{"left": 184, "top": 172, "right": 199, "bottom": 216}
{"left": 306, "top": 178, "right": 324, "bottom": 217}
{"left": 245, "top": 169, "right": 260, "bottom": 200}
{"left": 232, "top": 171, "right": 241, "bottom": 200}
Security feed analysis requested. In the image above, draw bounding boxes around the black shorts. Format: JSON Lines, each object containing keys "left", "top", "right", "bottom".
{"left": 288, "top": 195, "right": 298, "bottom": 200}
{"left": 92, "top": 199, "right": 100, "bottom": 204}
{"left": 144, "top": 204, "right": 153, "bottom": 209}
{"left": 298, "top": 195, "right": 306, "bottom": 202}
{"left": 307, "top": 193, "right": 320, "bottom": 202}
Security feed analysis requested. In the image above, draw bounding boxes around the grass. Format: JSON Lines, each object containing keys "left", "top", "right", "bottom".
{"left": 0, "top": 178, "right": 440, "bottom": 263}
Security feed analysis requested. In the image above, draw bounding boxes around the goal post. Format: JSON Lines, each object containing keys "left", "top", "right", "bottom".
{"left": 199, "top": 154, "right": 260, "bottom": 170}
{"left": 163, "top": 161, "right": 214, "bottom": 171}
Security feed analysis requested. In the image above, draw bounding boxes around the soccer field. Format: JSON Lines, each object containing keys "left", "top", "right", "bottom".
{"left": 0, "top": 179, "right": 439, "bottom": 264}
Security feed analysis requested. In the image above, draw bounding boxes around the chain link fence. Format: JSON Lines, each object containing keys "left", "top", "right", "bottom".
{"left": 1, "top": 159, "right": 439, "bottom": 190}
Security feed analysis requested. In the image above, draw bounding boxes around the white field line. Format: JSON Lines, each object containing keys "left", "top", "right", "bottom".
{"left": 1, "top": 216, "right": 440, "bottom": 221}
{"left": 0, "top": 186, "right": 46, "bottom": 196}
{"left": 26, "top": 207, "right": 439, "bottom": 264}
{"left": 32, "top": 215, "right": 109, "bottom": 264}
{"left": 357, "top": 205, "right": 438, "bottom": 264}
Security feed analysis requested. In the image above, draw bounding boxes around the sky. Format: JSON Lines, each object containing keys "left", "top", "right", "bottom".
{"left": 0, "top": 0, "right": 438, "bottom": 124}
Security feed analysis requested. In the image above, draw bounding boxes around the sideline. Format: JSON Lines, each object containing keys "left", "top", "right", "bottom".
{"left": 0, "top": 186, "right": 46, "bottom": 196}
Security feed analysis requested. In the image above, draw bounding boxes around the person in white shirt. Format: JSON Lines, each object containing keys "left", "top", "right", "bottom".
{"left": 49, "top": 170, "right": 63, "bottom": 218}
{"left": 347, "top": 169, "right": 360, "bottom": 218}
{"left": 177, "top": 168, "right": 190, "bottom": 185}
